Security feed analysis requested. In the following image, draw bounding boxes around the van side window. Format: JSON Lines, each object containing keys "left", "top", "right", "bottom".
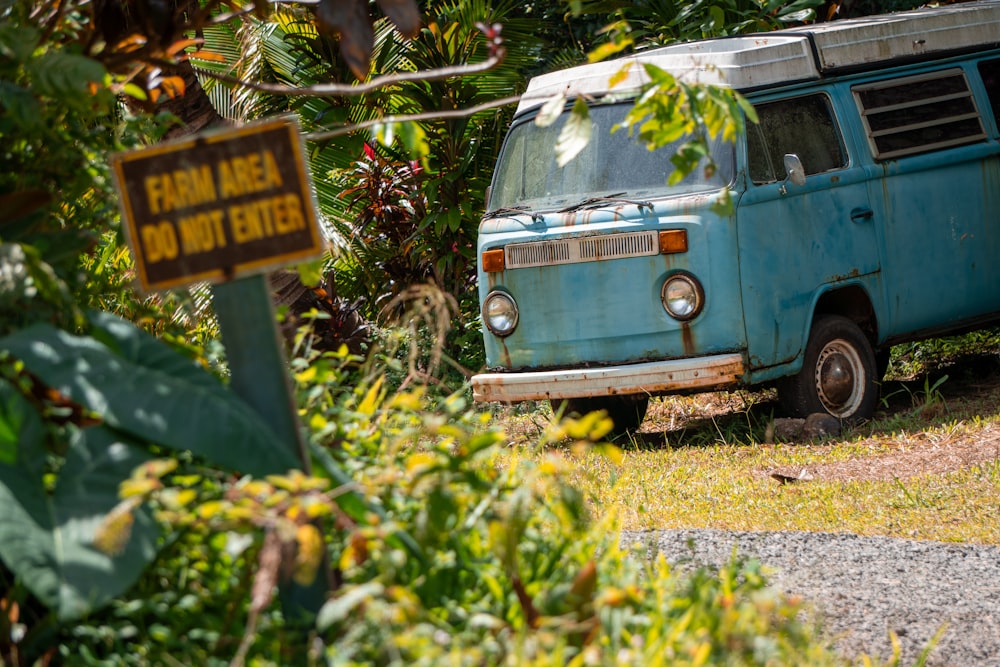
{"left": 747, "top": 95, "right": 846, "bottom": 184}
{"left": 977, "top": 59, "right": 1000, "bottom": 127}
{"left": 853, "top": 69, "right": 986, "bottom": 159}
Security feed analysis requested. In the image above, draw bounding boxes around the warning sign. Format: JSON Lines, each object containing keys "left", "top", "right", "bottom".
{"left": 112, "top": 117, "right": 324, "bottom": 291}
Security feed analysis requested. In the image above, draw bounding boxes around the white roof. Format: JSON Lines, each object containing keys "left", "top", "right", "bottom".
{"left": 517, "top": 0, "right": 1000, "bottom": 114}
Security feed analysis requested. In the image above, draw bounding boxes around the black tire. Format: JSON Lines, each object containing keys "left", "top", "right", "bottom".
{"left": 779, "top": 315, "right": 878, "bottom": 423}
{"left": 552, "top": 395, "right": 650, "bottom": 436}
{"left": 875, "top": 348, "right": 891, "bottom": 382}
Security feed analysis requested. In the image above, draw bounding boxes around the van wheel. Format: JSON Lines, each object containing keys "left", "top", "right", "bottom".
{"left": 552, "top": 395, "right": 649, "bottom": 436}
{"left": 779, "top": 315, "right": 877, "bottom": 424}
{"left": 875, "top": 348, "right": 891, "bottom": 382}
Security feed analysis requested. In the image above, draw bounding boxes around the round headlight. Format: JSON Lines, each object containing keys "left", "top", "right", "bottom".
{"left": 661, "top": 273, "right": 704, "bottom": 321}
{"left": 483, "top": 291, "right": 518, "bottom": 337}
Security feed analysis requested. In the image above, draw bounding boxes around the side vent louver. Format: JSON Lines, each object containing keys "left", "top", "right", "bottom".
{"left": 854, "top": 69, "right": 986, "bottom": 160}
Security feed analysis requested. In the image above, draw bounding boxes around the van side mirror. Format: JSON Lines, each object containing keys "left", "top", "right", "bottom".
{"left": 783, "top": 154, "right": 806, "bottom": 187}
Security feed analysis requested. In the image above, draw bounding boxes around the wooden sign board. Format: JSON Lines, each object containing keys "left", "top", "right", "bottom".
{"left": 112, "top": 117, "right": 324, "bottom": 292}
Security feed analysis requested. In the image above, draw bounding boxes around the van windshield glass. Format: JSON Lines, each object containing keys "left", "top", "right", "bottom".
{"left": 489, "top": 101, "right": 734, "bottom": 212}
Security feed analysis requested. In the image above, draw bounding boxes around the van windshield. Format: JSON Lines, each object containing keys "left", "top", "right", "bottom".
{"left": 489, "top": 101, "right": 734, "bottom": 213}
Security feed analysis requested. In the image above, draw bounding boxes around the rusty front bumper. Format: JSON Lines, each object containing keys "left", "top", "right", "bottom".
{"left": 471, "top": 353, "right": 745, "bottom": 403}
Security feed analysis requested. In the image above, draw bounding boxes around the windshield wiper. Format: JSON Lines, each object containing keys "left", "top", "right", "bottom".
{"left": 557, "top": 194, "right": 653, "bottom": 213}
{"left": 483, "top": 205, "right": 529, "bottom": 219}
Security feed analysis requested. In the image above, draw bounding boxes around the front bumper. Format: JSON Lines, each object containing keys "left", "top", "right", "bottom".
{"left": 471, "top": 353, "right": 745, "bottom": 403}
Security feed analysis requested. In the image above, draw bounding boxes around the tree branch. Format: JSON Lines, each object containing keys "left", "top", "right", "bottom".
{"left": 302, "top": 95, "right": 521, "bottom": 142}
{"left": 192, "top": 49, "right": 507, "bottom": 98}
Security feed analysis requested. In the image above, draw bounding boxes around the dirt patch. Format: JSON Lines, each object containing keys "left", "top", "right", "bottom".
{"left": 762, "top": 424, "right": 1000, "bottom": 482}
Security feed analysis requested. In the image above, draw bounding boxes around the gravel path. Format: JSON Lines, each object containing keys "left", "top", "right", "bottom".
{"left": 621, "top": 529, "right": 1000, "bottom": 666}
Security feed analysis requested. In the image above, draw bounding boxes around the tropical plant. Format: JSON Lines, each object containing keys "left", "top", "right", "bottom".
{"left": 315, "top": 1, "right": 547, "bottom": 359}
{"left": 3, "top": 344, "right": 845, "bottom": 666}
{"left": 0, "top": 0, "right": 371, "bottom": 631}
{"left": 0, "top": 311, "right": 311, "bottom": 621}
{"left": 181, "top": 2, "right": 543, "bottom": 378}
{"left": 579, "top": 0, "right": 825, "bottom": 46}
{"left": 0, "top": 16, "right": 142, "bottom": 336}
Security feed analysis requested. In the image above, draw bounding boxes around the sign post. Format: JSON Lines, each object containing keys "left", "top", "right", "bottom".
{"left": 113, "top": 117, "right": 327, "bottom": 613}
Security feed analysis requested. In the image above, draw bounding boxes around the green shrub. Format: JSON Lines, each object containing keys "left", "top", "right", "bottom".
{"left": 20, "top": 345, "right": 846, "bottom": 667}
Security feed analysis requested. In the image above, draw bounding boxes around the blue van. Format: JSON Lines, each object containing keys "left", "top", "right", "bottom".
{"left": 471, "top": 1, "right": 1000, "bottom": 431}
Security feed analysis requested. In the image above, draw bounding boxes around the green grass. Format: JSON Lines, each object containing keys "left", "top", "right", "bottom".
{"left": 491, "top": 338, "right": 1000, "bottom": 546}
{"left": 563, "top": 445, "right": 1000, "bottom": 543}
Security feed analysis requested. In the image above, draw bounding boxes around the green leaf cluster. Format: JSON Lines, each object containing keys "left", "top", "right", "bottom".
{"left": 0, "top": 5, "right": 200, "bottom": 340}
{"left": 611, "top": 63, "right": 757, "bottom": 215}
{"left": 84, "top": 349, "right": 844, "bottom": 666}
{"left": 17, "top": 340, "right": 840, "bottom": 666}
{"left": 579, "top": 0, "right": 824, "bottom": 47}
{"left": 0, "top": 311, "right": 304, "bottom": 629}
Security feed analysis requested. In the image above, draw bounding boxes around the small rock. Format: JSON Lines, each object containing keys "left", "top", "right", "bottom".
{"left": 802, "top": 412, "right": 841, "bottom": 439}
{"left": 771, "top": 418, "right": 805, "bottom": 442}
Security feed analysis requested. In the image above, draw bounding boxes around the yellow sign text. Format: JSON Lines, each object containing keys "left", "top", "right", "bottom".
{"left": 145, "top": 165, "right": 217, "bottom": 215}
{"left": 229, "top": 193, "right": 306, "bottom": 243}
{"left": 217, "top": 150, "right": 284, "bottom": 198}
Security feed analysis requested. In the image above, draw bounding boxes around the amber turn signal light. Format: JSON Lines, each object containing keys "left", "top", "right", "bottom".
{"left": 658, "top": 229, "right": 688, "bottom": 254}
{"left": 481, "top": 248, "right": 505, "bottom": 273}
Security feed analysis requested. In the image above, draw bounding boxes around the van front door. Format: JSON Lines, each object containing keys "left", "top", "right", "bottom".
{"left": 737, "top": 92, "right": 881, "bottom": 374}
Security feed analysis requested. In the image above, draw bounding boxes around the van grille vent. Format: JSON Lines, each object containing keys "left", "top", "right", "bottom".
{"left": 854, "top": 69, "right": 986, "bottom": 160}
{"left": 504, "top": 231, "right": 658, "bottom": 269}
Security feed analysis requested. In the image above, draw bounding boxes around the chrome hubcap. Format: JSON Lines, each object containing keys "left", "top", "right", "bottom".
{"left": 815, "top": 339, "right": 864, "bottom": 417}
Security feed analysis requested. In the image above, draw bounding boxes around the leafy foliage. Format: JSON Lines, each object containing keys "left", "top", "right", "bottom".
{"left": 615, "top": 62, "right": 758, "bottom": 214}
{"left": 0, "top": 311, "right": 315, "bottom": 625}
{"left": 10, "top": 349, "right": 845, "bottom": 665}
{"left": 576, "top": 0, "right": 824, "bottom": 46}
{"left": 0, "top": 418, "right": 158, "bottom": 621}
{"left": 1, "top": 312, "right": 301, "bottom": 476}
{"left": 319, "top": 2, "right": 543, "bottom": 322}
{"left": 1, "top": 19, "right": 128, "bottom": 335}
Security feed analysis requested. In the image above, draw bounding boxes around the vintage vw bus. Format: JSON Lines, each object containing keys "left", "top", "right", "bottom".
{"left": 470, "top": 1, "right": 1000, "bottom": 431}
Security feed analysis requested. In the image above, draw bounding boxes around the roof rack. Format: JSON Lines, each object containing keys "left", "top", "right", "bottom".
{"left": 517, "top": 1, "right": 1000, "bottom": 114}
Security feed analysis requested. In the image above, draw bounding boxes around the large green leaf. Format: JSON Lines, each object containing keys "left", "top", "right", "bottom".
{"left": 0, "top": 22, "right": 38, "bottom": 63}
{"left": 0, "top": 423, "right": 158, "bottom": 620}
{"left": 85, "top": 310, "right": 225, "bottom": 393}
{"left": 0, "top": 378, "right": 40, "bottom": 464}
{"left": 0, "top": 313, "right": 301, "bottom": 477}
{"left": 25, "top": 52, "right": 109, "bottom": 111}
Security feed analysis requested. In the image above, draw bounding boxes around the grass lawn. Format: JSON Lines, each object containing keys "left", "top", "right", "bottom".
{"left": 490, "top": 345, "right": 1000, "bottom": 546}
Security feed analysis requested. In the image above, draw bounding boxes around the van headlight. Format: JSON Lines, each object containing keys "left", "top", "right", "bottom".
{"left": 483, "top": 291, "right": 518, "bottom": 337}
{"left": 661, "top": 273, "right": 704, "bottom": 321}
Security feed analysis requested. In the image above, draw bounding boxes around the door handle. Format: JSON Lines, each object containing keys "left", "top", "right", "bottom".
{"left": 851, "top": 207, "right": 874, "bottom": 223}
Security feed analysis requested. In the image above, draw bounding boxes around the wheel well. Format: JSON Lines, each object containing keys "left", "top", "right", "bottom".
{"left": 814, "top": 286, "right": 878, "bottom": 344}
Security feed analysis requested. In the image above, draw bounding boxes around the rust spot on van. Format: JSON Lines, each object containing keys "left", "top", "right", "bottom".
{"left": 497, "top": 339, "right": 512, "bottom": 367}
{"left": 681, "top": 322, "right": 696, "bottom": 356}
{"left": 830, "top": 267, "right": 861, "bottom": 282}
